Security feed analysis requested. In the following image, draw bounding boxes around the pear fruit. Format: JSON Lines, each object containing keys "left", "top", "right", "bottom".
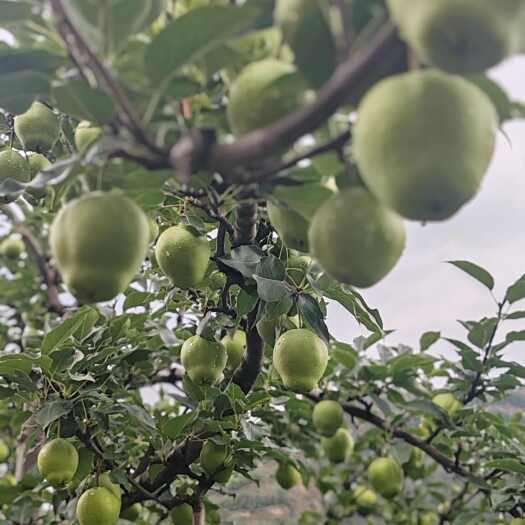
{"left": 419, "top": 511, "right": 439, "bottom": 525}
{"left": 0, "top": 439, "right": 9, "bottom": 462}
{"left": 354, "top": 485, "right": 378, "bottom": 514}
{"left": 0, "top": 236, "right": 25, "bottom": 259}
{"left": 77, "top": 486, "right": 121, "bottom": 525}
{"left": 208, "top": 270, "right": 227, "bottom": 291}
{"left": 181, "top": 335, "right": 227, "bottom": 385}
{"left": 171, "top": 503, "right": 194, "bottom": 525}
{"left": 275, "top": 462, "right": 302, "bottom": 490}
{"left": 387, "top": 0, "right": 524, "bottom": 74}
{"left": 267, "top": 201, "right": 309, "bottom": 252}
{"left": 50, "top": 192, "right": 150, "bottom": 303}
{"left": 75, "top": 121, "right": 103, "bottom": 155}
{"left": 227, "top": 59, "right": 308, "bottom": 136}
{"left": 27, "top": 153, "right": 51, "bottom": 178}
{"left": 433, "top": 392, "right": 462, "bottom": 416}
{"left": 274, "top": 0, "right": 336, "bottom": 88}
{"left": 155, "top": 225, "right": 210, "bottom": 289}
{"left": 368, "top": 456, "right": 404, "bottom": 498}
{"left": 273, "top": 328, "right": 328, "bottom": 392}
{"left": 309, "top": 187, "right": 405, "bottom": 287}
{"left": 37, "top": 438, "right": 79, "bottom": 486}
{"left": 120, "top": 503, "right": 142, "bottom": 521}
{"left": 214, "top": 463, "right": 234, "bottom": 484}
{"left": 287, "top": 253, "right": 312, "bottom": 284}
{"left": 200, "top": 440, "right": 228, "bottom": 476}
{"left": 312, "top": 400, "right": 344, "bottom": 437}
{"left": 14, "top": 101, "right": 59, "bottom": 152}
{"left": 354, "top": 70, "right": 497, "bottom": 221}
{"left": 221, "top": 330, "right": 247, "bottom": 371}
{"left": 321, "top": 428, "right": 354, "bottom": 463}
{"left": 0, "top": 149, "right": 30, "bottom": 183}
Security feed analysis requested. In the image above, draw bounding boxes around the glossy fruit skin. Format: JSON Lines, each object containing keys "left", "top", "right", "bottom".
{"left": 267, "top": 201, "right": 309, "bottom": 253}
{"left": 14, "top": 101, "right": 59, "bottom": 152}
{"left": 274, "top": 0, "right": 336, "bottom": 88}
{"left": 50, "top": 192, "right": 150, "bottom": 303}
{"left": 214, "top": 463, "right": 234, "bottom": 484}
{"left": 155, "top": 225, "right": 210, "bottom": 289}
{"left": 387, "top": 0, "right": 523, "bottom": 73}
{"left": 0, "top": 149, "right": 30, "bottom": 183}
{"left": 181, "top": 335, "right": 227, "bottom": 385}
{"left": 276, "top": 463, "right": 302, "bottom": 490}
{"left": 312, "top": 400, "right": 344, "bottom": 437}
{"left": 75, "top": 121, "right": 103, "bottom": 155}
{"left": 170, "top": 503, "right": 193, "bottom": 525}
{"left": 37, "top": 438, "right": 79, "bottom": 486}
{"left": 273, "top": 329, "right": 328, "bottom": 392}
{"left": 221, "top": 330, "right": 247, "bottom": 371}
{"left": 309, "top": 187, "right": 406, "bottom": 287}
{"left": 321, "top": 428, "right": 354, "bottom": 464}
{"left": 354, "top": 485, "right": 378, "bottom": 515}
{"left": 227, "top": 59, "right": 308, "bottom": 136}
{"left": 433, "top": 393, "right": 462, "bottom": 415}
{"left": 120, "top": 503, "right": 141, "bottom": 521}
{"left": 354, "top": 70, "right": 497, "bottom": 222}
{"left": 0, "top": 236, "right": 25, "bottom": 259}
{"left": 368, "top": 456, "right": 404, "bottom": 498}
{"left": 0, "top": 439, "right": 9, "bottom": 462}
{"left": 200, "top": 440, "right": 228, "bottom": 476}
{"left": 76, "top": 487, "right": 121, "bottom": 525}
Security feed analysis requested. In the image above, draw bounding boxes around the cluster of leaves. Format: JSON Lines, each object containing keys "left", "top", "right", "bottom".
{"left": 0, "top": 1, "right": 525, "bottom": 525}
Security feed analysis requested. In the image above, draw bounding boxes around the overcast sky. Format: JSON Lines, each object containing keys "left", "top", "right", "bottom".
{"left": 328, "top": 56, "right": 525, "bottom": 362}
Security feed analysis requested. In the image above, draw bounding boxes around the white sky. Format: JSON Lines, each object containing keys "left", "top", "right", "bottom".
{"left": 328, "top": 56, "right": 525, "bottom": 361}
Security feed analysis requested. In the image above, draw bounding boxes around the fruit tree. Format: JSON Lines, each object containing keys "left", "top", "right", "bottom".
{"left": 1, "top": 1, "right": 525, "bottom": 524}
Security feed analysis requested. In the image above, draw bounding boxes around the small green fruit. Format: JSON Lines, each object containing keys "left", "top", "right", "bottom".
{"left": 354, "top": 70, "right": 497, "bottom": 221}
{"left": 287, "top": 254, "right": 312, "bottom": 284}
{"left": 312, "top": 400, "right": 344, "bottom": 437}
{"left": 0, "top": 236, "right": 25, "bottom": 259}
{"left": 14, "top": 101, "right": 59, "bottom": 152}
{"left": 432, "top": 393, "right": 462, "bottom": 416}
{"left": 200, "top": 440, "right": 228, "bottom": 476}
{"left": 354, "top": 485, "right": 378, "bottom": 514}
{"left": 214, "top": 463, "right": 234, "bottom": 484}
{"left": 267, "top": 201, "right": 309, "bottom": 253}
{"left": 181, "top": 335, "right": 227, "bottom": 385}
{"left": 387, "top": 0, "right": 523, "bottom": 73}
{"left": 221, "top": 330, "right": 247, "bottom": 371}
{"left": 27, "top": 153, "right": 51, "bottom": 178}
{"left": 227, "top": 59, "right": 308, "bottom": 136}
{"left": 75, "top": 121, "right": 103, "bottom": 154}
{"left": 37, "top": 438, "right": 79, "bottom": 486}
{"left": 419, "top": 511, "right": 439, "bottom": 525}
{"left": 171, "top": 503, "right": 193, "bottom": 525}
{"left": 120, "top": 503, "right": 142, "bottom": 521}
{"left": 275, "top": 462, "right": 302, "bottom": 490}
{"left": 0, "top": 439, "right": 9, "bottom": 462}
{"left": 208, "top": 270, "right": 227, "bottom": 291}
{"left": 50, "top": 192, "right": 150, "bottom": 303}
{"left": 155, "top": 225, "right": 211, "bottom": 289}
{"left": 368, "top": 456, "right": 404, "bottom": 498}
{"left": 321, "top": 428, "right": 354, "bottom": 463}
{"left": 77, "top": 487, "right": 121, "bottom": 525}
{"left": 273, "top": 329, "right": 328, "bottom": 392}
{"left": 0, "top": 474, "right": 16, "bottom": 487}
{"left": 0, "top": 149, "right": 30, "bottom": 183}
{"left": 309, "top": 187, "right": 406, "bottom": 287}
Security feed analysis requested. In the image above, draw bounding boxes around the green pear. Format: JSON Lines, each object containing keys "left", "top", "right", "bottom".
{"left": 309, "top": 187, "right": 406, "bottom": 287}
{"left": 433, "top": 392, "right": 462, "bottom": 416}
{"left": 181, "top": 335, "right": 227, "bottom": 385}
{"left": 0, "top": 236, "right": 25, "bottom": 259}
{"left": 273, "top": 328, "right": 328, "bottom": 392}
{"left": 275, "top": 0, "right": 336, "bottom": 88}
{"left": 312, "top": 400, "right": 344, "bottom": 437}
{"left": 354, "top": 485, "right": 378, "bottom": 515}
{"left": 387, "top": 0, "right": 524, "bottom": 73}
{"left": 50, "top": 192, "right": 150, "bottom": 303}
{"left": 75, "top": 121, "right": 103, "bottom": 155}
{"left": 267, "top": 201, "right": 309, "bottom": 253}
{"left": 0, "top": 439, "right": 9, "bottom": 462}
{"left": 321, "top": 428, "right": 354, "bottom": 463}
{"left": 227, "top": 59, "right": 308, "bottom": 136}
{"left": 354, "top": 70, "right": 497, "bottom": 221}
{"left": 76, "top": 486, "right": 121, "bottom": 525}
{"left": 37, "top": 438, "right": 79, "bottom": 486}
{"left": 199, "top": 440, "right": 228, "bottom": 476}
{"left": 14, "top": 101, "right": 59, "bottom": 152}
{"left": 275, "top": 462, "right": 302, "bottom": 490}
{"left": 155, "top": 225, "right": 210, "bottom": 289}
{"left": 171, "top": 503, "right": 193, "bottom": 525}
{"left": 368, "top": 456, "right": 404, "bottom": 498}
{"left": 0, "top": 149, "right": 30, "bottom": 183}
{"left": 221, "top": 330, "right": 247, "bottom": 371}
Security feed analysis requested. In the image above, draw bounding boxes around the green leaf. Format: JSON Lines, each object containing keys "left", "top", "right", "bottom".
{"left": 505, "top": 331, "right": 525, "bottom": 343}
{"left": 506, "top": 274, "right": 525, "bottom": 304}
{"left": 0, "top": 49, "right": 64, "bottom": 75}
{"left": 34, "top": 400, "right": 73, "bottom": 427}
{"left": 0, "top": 0, "right": 32, "bottom": 22}
{"left": 0, "top": 355, "right": 33, "bottom": 377}
{"left": 255, "top": 255, "right": 286, "bottom": 281}
{"left": 0, "top": 71, "right": 51, "bottom": 113}
{"left": 123, "top": 404, "right": 157, "bottom": 431}
{"left": 41, "top": 312, "right": 88, "bottom": 354}
{"left": 484, "top": 458, "right": 525, "bottom": 475}
{"left": 146, "top": 5, "right": 260, "bottom": 85}
{"left": 389, "top": 354, "right": 435, "bottom": 375}
{"left": 331, "top": 341, "right": 358, "bottom": 370}
{"left": 52, "top": 80, "right": 115, "bottom": 123}
{"left": 219, "top": 245, "right": 263, "bottom": 278}
{"left": 506, "top": 310, "right": 525, "bottom": 320}
{"left": 253, "top": 275, "right": 290, "bottom": 303}
{"left": 297, "top": 294, "right": 330, "bottom": 342}
{"left": 419, "top": 331, "right": 440, "bottom": 351}
{"left": 467, "top": 75, "right": 513, "bottom": 122}
{"left": 403, "top": 399, "right": 450, "bottom": 422}
{"left": 161, "top": 412, "right": 198, "bottom": 440}
{"left": 447, "top": 260, "right": 494, "bottom": 291}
